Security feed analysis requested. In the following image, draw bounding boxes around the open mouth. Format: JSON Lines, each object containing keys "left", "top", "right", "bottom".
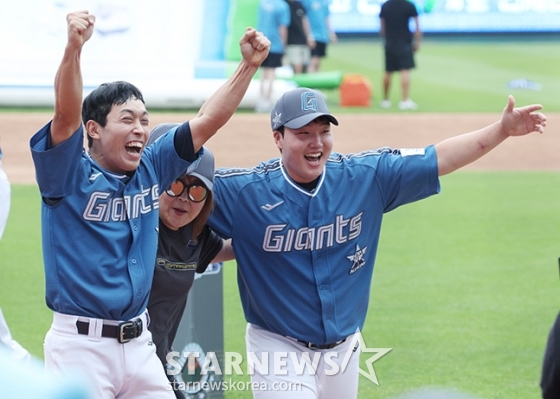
{"left": 304, "top": 152, "right": 321, "bottom": 164}
{"left": 125, "top": 141, "right": 143, "bottom": 155}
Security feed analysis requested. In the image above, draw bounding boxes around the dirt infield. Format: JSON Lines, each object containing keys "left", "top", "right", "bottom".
{"left": 1, "top": 111, "right": 558, "bottom": 184}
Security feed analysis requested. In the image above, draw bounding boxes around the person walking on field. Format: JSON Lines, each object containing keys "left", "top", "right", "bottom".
{"left": 380, "top": 0, "right": 422, "bottom": 110}
{"left": 256, "top": 0, "right": 291, "bottom": 113}
{"left": 301, "top": 0, "right": 337, "bottom": 73}
{"left": 207, "top": 87, "right": 546, "bottom": 398}
{"left": 29, "top": 10, "right": 269, "bottom": 399}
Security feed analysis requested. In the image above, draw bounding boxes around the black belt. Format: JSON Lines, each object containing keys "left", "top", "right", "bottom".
{"left": 76, "top": 318, "right": 143, "bottom": 344}
{"left": 297, "top": 338, "right": 346, "bottom": 350}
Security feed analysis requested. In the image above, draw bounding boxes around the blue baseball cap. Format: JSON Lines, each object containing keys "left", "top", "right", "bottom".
{"left": 270, "top": 88, "right": 339, "bottom": 131}
{"left": 148, "top": 123, "right": 215, "bottom": 190}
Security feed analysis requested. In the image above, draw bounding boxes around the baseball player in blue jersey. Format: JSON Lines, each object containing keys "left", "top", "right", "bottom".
{"left": 29, "top": 10, "right": 269, "bottom": 399}
{"left": 256, "top": 0, "right": 291, "bottom": 112}
{"left": 301, "top": 0, "right": 337, "bottom": 73}
{"left": 207, "top": 87, "right": 546, "bottom": 398}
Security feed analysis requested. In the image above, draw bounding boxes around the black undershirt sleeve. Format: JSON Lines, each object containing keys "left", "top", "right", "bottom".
{"left": 195, "top": 226, "right": 225, "bottom": 274}
{"left": 174, "top": 121, "right": 197, "bottom": 162}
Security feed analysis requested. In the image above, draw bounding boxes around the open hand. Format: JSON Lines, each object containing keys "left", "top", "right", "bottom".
{"left": 501, "top": 95, "right": 547, "bottom": 137}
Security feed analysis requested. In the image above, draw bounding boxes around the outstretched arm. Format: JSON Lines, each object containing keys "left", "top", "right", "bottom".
{"left": 189, "top": 28, "right": 270, "bottom": 152}
{"left": 435, "top": 95, "right": 547, "bottom": 176}
{"left": 51, "top": 11, "right": 95, "bottom": 147}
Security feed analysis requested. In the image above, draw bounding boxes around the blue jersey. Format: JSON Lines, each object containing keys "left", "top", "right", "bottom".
{"left": 258, "top": 0, "right": 291, "bottom": 54}
{"left": 301, "top": 0, "right": 331, "bottom": 43}
{"left": 209, "top": 146, "right": 439, "bottom": 345}
{"left": 30, "top": 123, "right": 191, "bottom": 320}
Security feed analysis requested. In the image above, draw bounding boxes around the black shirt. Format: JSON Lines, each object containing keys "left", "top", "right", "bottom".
{"left": 286, "top": 0, "right": 308, "bottom": 45}
{"left": 379, "top": 0, "right": 419, "bottom": 43}
{"left": 147, "top": 221, "right": 223, "bottom": 366}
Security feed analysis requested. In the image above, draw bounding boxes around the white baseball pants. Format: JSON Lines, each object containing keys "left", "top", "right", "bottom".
{"left": 44, "top": 311, "right": 174, "bottom": 399}
{"left": 245, "top": 323, "right": 360, "bottom": 399}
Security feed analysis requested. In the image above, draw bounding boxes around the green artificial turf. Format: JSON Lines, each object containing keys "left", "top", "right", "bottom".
{"left": 318, "top": 37, "right": 560, "bottom": 114}
{"left": 2, "top": 172, "right": 559, "bottom": 398}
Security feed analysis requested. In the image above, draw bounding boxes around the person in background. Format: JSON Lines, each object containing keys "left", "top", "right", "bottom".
{"left": 255, "top": 0, "right": 291, "bottom": 113}
{"left": 0, "top": 138, "right": 31, "bottom": 363}
{"left": 285, "top": 0, "right": 314, "bottom": 74}
{"left": 379, "top": 0, "right": 422, "bottom": 110}
{"left": 146, "top": 124, "right": 234, "bottom": 399}
{"left": 541, "top": 307, "right": 560, "bottom": 397}
{"left": 0, "top": 344, "right": 93, "bottom": 399}
{"left": 0, "top": 139, "right": 10, "bottom": 240}
{"left": 301, "top": 0, "right": 337, "bottom": 73}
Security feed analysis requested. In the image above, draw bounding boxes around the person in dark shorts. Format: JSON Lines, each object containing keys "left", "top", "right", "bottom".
{"left": 302, "top": 0, "right": 337, "bottom": 73}
{"left": 255, "top": 0, "right": 291, "bottom": 113}
{"left": 541, "top": 309, "right": 560, "bottom": 398}
{"left": 379, "top": 0, "right": 422, "bottom": 110}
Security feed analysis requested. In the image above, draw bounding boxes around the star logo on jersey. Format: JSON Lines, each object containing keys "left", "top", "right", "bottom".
{"left": 272, "top": 112, "right": 282, "bottom": 129}
{"left": 340, "top": 328, "right": 392, "bottom": 386}
{"left": 347, "top": 244, "right": 367, "bottom": 274}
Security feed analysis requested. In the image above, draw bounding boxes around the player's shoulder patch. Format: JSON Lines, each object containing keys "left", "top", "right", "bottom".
{"left": 396, "top": 148, "right": 425, "bottom": 157}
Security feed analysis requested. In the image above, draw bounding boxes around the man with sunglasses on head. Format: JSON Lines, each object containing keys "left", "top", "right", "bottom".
{"left": 146, "top": 124, "right": 234, "bottom": 399}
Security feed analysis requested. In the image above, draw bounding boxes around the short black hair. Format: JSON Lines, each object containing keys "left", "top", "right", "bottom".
{"left": 276, "top": 115, "right": 332, "bottom": 137}
{"left": 82, "top": 81, "right": 145, "bottom": 147}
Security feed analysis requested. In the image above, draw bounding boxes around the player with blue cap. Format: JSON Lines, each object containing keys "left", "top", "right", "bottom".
{"left": 207, "top": 87, "right": 547, "bottom": 398}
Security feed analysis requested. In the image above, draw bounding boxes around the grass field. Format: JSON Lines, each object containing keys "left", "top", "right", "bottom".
{"left": 320, "top": 35, "right": 560, "bottom": 114}
{"left": 1, "top": 37, "right": 559, "bottom": 398}
{"left": 1, "top": 172, "right": 559, "bottom": 399}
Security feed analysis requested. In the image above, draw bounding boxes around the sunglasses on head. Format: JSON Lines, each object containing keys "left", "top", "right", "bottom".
{"left": 165, "top": 180, "right": 208, "bottom": 203}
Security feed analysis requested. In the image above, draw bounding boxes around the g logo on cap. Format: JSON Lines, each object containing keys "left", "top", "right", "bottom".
{"left": 302, "top": 92, "right": 318, "bottom": 112}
